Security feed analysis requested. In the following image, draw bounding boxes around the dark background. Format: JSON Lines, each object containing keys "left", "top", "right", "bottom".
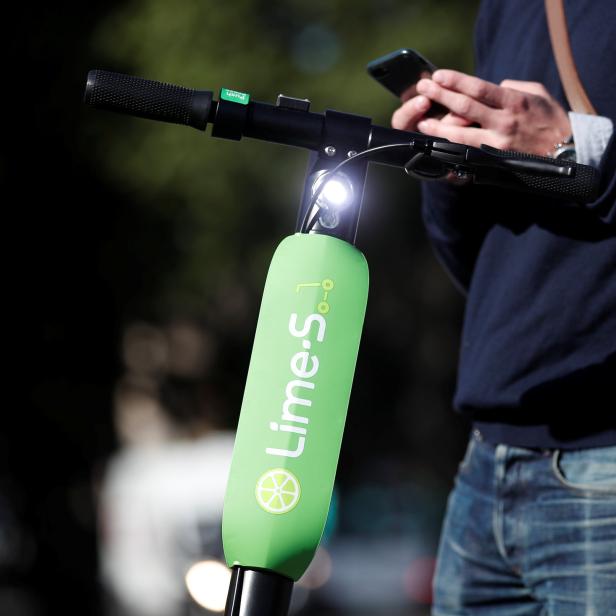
{"left": 5, "top": 2, "right": 479, "bottom": 614}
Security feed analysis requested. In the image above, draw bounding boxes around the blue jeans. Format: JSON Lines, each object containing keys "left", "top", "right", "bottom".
{"left": 432, "top": 432, "right": 616, "bottom": 615}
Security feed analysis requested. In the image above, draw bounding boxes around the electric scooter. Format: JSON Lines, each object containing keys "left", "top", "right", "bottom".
{"left": 83, "top": 69, "right": 599, "bottom": 616}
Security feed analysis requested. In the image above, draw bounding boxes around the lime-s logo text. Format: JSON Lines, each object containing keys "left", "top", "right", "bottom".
{"left": 265, "top": 279, "right": 334, "bottom": 459}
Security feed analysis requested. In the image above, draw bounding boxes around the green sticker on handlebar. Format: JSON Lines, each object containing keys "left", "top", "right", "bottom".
{"left": 221, "top": 88, "right": 250, "bottom": 105}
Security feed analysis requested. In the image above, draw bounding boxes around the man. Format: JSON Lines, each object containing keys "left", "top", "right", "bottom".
{"left": 392, "top": 1, "right": 616, "bottom": 613}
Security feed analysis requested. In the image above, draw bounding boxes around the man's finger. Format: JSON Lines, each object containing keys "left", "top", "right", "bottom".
{"left": 500, "top": 79, "right": 547, "bottom": 97}
{"left": 417, "top": 79, "right": 494, "bottom": 126}
{"left": 432, "top": 69, "right": 509, "bottom": 109}
{"left": 441, "top": 112, "right": 473, "bottom": 127}
{"left": 391, "top": 95, "right": 431, "bottom": 131}
{"left": 417, "top": 118, "right": 491, "bottom": 149}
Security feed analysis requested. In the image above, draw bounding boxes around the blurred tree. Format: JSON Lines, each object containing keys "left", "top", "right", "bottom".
{"left": 83, "top": 0, "right": 480, "bottom": 487}
{"left": 7, "top": 2, "right": 479, "bottom": 614}
{"left": 84, "top": 0, "right": 478, "bottom": 326}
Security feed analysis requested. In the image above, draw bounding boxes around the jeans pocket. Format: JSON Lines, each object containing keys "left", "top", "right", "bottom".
{"left": 551, "top": 446, "right": 616, "bottom": 494}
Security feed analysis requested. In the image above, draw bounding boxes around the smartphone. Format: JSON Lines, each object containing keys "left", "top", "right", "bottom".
{"left": 367, "top": 48, "right": 447, "bottom": 117}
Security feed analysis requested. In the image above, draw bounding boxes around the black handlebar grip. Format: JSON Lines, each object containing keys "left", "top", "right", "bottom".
{"left": 474, "top": 146, "right": 600, "bottom": 204}
{"left": 84, "top": 69, "right": 213, "bottom": 131}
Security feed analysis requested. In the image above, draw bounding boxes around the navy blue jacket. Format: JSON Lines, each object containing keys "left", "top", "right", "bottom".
{"left": 422, "top": 0, "right": 616, "bottom": 448}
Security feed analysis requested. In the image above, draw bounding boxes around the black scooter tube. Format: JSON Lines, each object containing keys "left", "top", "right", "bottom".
{"left": 224, "top": 567, "right": 293, "bottom": 616}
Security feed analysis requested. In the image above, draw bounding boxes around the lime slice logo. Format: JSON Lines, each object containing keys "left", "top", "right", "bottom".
{"left": 255, "top": 468, "right": 301, "bottom": 514}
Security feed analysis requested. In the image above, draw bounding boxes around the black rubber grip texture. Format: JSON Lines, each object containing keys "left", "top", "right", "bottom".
{"left": 84, "top": 69, "right": 212, "bottom": 130}
{"left": 475, "top": 146, "right": 600, "bottom": 204}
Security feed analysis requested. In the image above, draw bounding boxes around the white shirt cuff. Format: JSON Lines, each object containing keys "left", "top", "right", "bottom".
{"left": 569, "top": 112, "right": 614, "bottom": 167}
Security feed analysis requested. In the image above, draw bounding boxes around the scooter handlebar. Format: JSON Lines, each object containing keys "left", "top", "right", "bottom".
{"left": 84, "top": 69, "right": 213, "bottom": 130}
{"left": 83, "top": 69, "right": 601, "bottom": 204}
{"left": 472, "top": 145, "right": 600, "bottom": 204}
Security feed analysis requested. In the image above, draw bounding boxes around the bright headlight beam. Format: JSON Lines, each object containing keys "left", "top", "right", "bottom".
{"left": 311, "top": 171, "right": 354, "bottom": 213}
{"left": 322, "top": 179, "right": 349, "bottom": 207}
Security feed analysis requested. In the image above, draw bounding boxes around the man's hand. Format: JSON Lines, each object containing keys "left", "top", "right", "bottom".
{"left": 391, "top": 69, "right": 571, "bottom": 156}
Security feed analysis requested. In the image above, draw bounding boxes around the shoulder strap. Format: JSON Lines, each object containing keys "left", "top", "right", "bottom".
{"left": 544, "top": 0, "right": 597, "bottom": 115}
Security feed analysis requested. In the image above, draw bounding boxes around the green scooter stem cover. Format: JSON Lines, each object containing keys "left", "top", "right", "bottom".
{"left": 222, "top": 233, "right": 369, "bottom": 581}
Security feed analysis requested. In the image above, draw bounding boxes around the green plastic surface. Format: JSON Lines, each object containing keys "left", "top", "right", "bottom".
{"left": 222, "top": 233, "right": 369, "bottom": 580}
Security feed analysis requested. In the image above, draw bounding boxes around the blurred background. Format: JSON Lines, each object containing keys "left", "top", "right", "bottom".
{"left": 6, "top": 1, "right": 480, "bottom": 614}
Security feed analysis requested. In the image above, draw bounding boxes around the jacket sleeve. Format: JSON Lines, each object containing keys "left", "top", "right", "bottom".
{"left": 421, "top": 180, "right": 493, "bottom": 294}
{"left": 586, "top": 131, "right": 616, "bottom": 225}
